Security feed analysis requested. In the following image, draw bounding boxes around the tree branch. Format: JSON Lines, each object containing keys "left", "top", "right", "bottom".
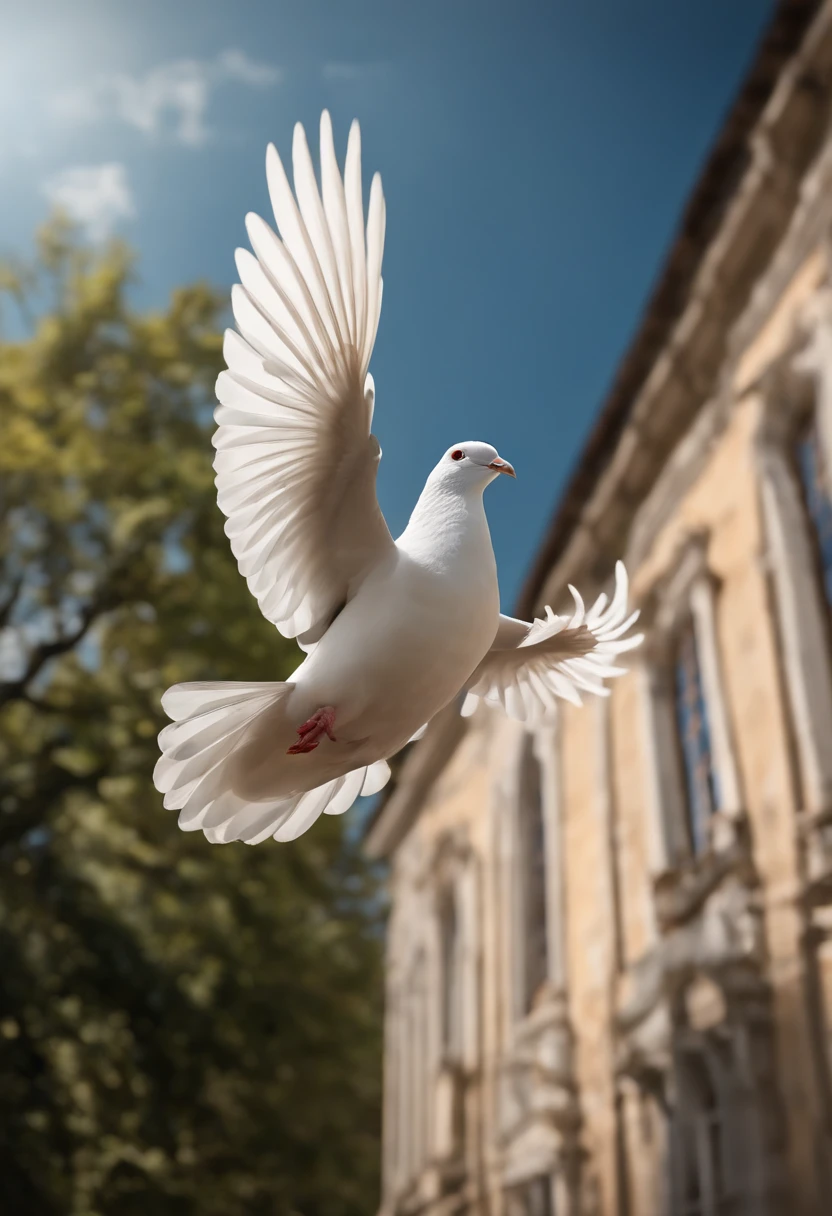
{"left": 0, "top": 591, "right": 112, "bottom": 709}
{"left": 0, "top": 574, "right": 24, "bottom": 630}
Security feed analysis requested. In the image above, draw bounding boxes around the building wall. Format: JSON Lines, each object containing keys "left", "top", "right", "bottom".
{"left": 373, "top": 6, "right": 832, "bottom": 1214}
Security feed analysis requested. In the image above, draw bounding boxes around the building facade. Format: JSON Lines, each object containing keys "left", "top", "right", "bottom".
{"left": 366, "top": 3, "right": 832, "bottom": 1213}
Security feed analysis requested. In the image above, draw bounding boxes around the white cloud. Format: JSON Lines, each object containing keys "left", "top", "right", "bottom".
{"left": 216, "top": 48, "right": 279, "bottom": 88}
{"left": 42, "top": 163, "right": 135, "bottom": 241}
{"left": 50, "top": 50, "right": 279, "bottom": 147}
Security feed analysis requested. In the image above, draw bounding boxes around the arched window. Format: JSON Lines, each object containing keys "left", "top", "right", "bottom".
{"left": 518, "top": 735, "right": 548, "bottom": 1015}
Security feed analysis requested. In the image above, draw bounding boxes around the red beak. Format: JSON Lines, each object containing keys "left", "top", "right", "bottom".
{"left": 488, "top": 457, "right": 516, "bottom": 478}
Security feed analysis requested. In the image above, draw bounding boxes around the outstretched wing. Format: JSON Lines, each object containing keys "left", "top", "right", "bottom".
{"left": 464, "top": 562, "right": 643, "bottom": 725}
{"left": 214, "top": 111, "right": 394, "bottom": 646}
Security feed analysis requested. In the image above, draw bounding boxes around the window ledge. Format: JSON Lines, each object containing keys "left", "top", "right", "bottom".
{"left": 509, "top": 986, "right": 575, "bottom": 1088}
{"left": 617, "top": 871, "right": 765, "bottom": 1045}
{"left": 396, "top": 1159, "right": 471, "bottom": 1215}
{"left": 513, "top": 985, "right": 569, "bottom": 1043}
{"left": 653, "top": 809, "right": 755, "bottom": 931}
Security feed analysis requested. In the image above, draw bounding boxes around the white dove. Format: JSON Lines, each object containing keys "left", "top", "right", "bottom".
{"left": 153, "top": 112, "right": 643, "bottom": 846}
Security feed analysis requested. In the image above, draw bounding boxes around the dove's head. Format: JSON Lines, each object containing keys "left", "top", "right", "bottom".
{"left": 431, "top": 442, "right": 516, "bottom": 494}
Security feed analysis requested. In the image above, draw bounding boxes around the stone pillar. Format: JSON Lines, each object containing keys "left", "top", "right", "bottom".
{"left": 638, "top": 659, "right": 689, "bottom": 878}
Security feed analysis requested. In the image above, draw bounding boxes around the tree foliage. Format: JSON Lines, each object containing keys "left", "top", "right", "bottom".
{"left": 0, "top": 221, "right": 383, "bottom": 1216}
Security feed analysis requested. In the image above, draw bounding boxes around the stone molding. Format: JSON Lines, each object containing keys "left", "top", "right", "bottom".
{"left": 613, "top": 862, "right": 787, "bottom": 1216}
{"left": 617, "top": 876, "right": 765, "bottom": 1045}
{"left": 497, "top": 989, "right": 582, "bottom": 1212}
{"left": 652, "top": 810, "right": 757, "bottom": 932}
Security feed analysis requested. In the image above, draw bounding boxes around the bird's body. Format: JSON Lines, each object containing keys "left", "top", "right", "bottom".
{"left": 153, "top": 112, "right": 643, "bottom": 845}
{"left": 296, "top": 480, "right": 500, "bottom": 757}
{"left": 211, "top": 461, "right": 502, "bottom": 815}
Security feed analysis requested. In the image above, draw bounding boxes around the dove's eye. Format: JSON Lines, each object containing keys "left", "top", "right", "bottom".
{"left": 451, "top": 449, "right": 464, "bottom": 461}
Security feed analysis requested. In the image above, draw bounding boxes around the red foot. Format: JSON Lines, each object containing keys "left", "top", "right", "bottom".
{"left": 287, "top": 706, "right": 337, "bottom": 755}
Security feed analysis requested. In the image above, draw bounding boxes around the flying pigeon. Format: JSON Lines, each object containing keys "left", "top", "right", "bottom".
{"left": 153, "top": 113, "right": 643, "bottom": 845}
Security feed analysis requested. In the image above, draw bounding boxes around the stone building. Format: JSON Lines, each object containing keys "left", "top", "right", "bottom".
{"left": 365, "top": 2, "right": 832, "bottom": 1213}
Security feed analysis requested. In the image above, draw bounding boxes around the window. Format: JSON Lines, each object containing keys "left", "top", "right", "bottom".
{"left": 433, "top": 852, "right": 476, "bottom": 1166}
{"left": 518, "top": 736, "right": 548, "bottom": 1014}
{"left": 794, "top": 412, "right": 832, "bottom": 609}
{"left": 673, "top": 620, "right": 719, "bottom": 856}
{"left": 640, "top": 537, "right": 743, "bottom": 877}
{"left": 670, "top": 1046, "right": 734, "bottom": 1216}
{"left": 405, "top": 951, "right": 429, "bottom": 1180}
{"left": 508, "top": 1175, "right": 554, "bottom": 1216}
{"left": 439, "top": 887, "right": 459, "bottom": 1057}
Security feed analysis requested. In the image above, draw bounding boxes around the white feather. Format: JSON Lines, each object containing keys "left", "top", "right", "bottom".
{"left": 214, "top": 111, "right": 393, "bottom": 644}
{"left": 468, "top": 562, "right": 643, "bottom": 725}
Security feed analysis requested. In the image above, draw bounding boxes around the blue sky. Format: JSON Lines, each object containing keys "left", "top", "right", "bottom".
{"left": 2, "top": 0, "right": 774, "bottom": 609}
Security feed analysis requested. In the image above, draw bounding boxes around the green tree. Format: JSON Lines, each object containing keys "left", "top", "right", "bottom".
{"left": 0, "top": 220, "right": 383, "bottom": 1216}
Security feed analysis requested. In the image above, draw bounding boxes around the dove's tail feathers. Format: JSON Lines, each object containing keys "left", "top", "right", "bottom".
{"left": 153, "top": 680, "right": 295, "bottom": 827}
{"left": 213, "top": 759, "right": 391, "bottom": 845}
{"left": 153, "top": 680, "right": 391, "bottom": 844}
{"left": 236, "top": 759, "right": 391, "bottom": 845}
